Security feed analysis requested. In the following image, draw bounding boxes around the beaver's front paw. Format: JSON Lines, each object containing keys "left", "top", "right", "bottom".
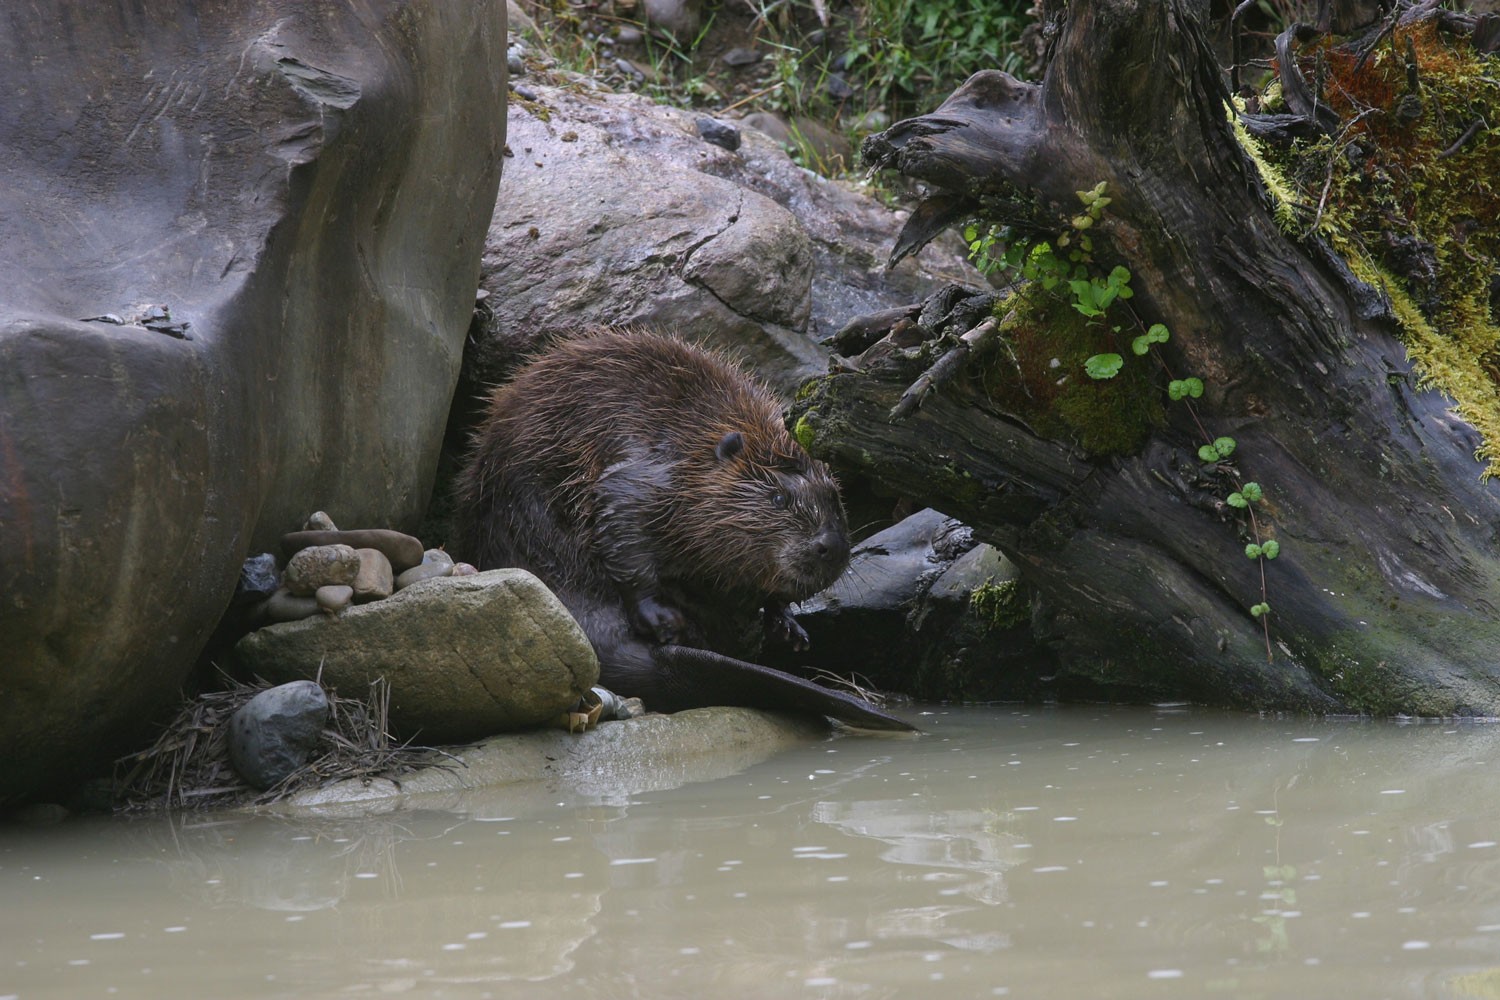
{"left": 629, "top": 595, "right": 686, "bottom": 645}
{"left": 763, "top": 604, "right": 810, "bottom": 651}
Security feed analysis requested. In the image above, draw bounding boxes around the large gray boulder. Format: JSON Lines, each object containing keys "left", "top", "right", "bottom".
{"left": 0, "top": 1, "right": 508, "bottom": 803}
{"left": 234, "top": 570, "right": 599, "bottom": 743}
{"left": 476, "top": 78, "right": 977, "bottom": 391}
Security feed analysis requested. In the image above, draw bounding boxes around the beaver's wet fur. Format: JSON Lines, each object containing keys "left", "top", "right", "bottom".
{"left": 451, "top": 328, "right": 912, "bottom": 731}
{"left": 454, "top": 328, "right": 851, "bottom": 647}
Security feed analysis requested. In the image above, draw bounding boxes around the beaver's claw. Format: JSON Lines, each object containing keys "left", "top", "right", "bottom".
{"left": 763, "top": 604, "right": 810, "bottom": 651}
{"left": 630, "top": 594, "right": 687, "bottom": 644}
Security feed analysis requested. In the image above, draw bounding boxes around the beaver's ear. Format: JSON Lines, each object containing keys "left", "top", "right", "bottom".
{"left": 715, "top": 431, "right": 744, "bottom": 462}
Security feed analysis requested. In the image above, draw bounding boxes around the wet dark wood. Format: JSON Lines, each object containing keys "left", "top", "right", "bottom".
{"left": 831, "top": 0, "right": 1500, "bottom": 713}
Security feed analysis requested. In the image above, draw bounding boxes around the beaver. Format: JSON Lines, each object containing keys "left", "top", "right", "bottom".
{"left": 451, "top": 327, "right": 911, "bottom": 731}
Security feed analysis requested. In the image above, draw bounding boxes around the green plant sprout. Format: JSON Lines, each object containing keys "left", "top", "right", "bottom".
{"left": 966, "top": 182, "right": 1284, "bottom": 660}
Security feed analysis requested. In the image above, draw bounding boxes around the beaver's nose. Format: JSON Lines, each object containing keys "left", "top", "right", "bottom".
{"left": 810, "top": 523, "right": 850, "bottom": 569}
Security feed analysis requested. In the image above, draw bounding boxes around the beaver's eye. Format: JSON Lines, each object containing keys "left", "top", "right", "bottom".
{"left": 770, "top": 491, "right": 788, "bottom": 510}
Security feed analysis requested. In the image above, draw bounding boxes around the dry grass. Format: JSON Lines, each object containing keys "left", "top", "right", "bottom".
{"left": 810, "top": 668, "right": 903, "bottom": 706}
{"left": 113, "top": 673, "right": 454, "bottom": 814}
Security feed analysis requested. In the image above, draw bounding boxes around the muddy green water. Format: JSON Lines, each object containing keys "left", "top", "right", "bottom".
{"left": 8, "top": 706, "right": 1500, "bottom": 999}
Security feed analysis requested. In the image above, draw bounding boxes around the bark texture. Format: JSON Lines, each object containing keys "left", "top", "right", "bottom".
{"left": 799, "top": 0, "right": 1500, "bottom": 712}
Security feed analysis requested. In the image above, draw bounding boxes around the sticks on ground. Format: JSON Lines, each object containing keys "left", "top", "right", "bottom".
{"left": 113, "top": 675, "right": 447, "bottom": 814}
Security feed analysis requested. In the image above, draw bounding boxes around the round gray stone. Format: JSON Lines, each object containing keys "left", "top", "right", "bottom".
{"left": 284, "top": 544, "right": 361, "bottom": 597}
{"left": 228, "top": 680, "right": 330, "bottom": 790}
{"left": 394, "top": 547, "right": 454, "bottom": 589}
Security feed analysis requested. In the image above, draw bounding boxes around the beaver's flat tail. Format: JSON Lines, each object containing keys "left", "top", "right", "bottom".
{"left": 649, "top": 645, "right": 918, "bottom": 732}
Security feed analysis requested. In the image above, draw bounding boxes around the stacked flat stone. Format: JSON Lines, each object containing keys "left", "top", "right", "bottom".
{"left": 258, "top": 511, "right": 477, "bottom": 623}
{"left": 228, "top": 511, "right": 543, "bottom": 786}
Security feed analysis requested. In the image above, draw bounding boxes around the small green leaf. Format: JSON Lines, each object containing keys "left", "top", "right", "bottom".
{"left": 1213, "top": 436, "right": 1237, "bottom": 458}
{"left": 1077, "top": 181, "right": 1108, "bottom": 205}
{"left": 1084, "top": 353, "right": 1124, "bottom": 379}
{"left": 1250, "top": 602, "right": 1271, "bottom": 618}
{"left": 1241, "top": 482, "right": 1263, "bottom": 502}
{"left": 1108, "top": 265, "right": 1131, "bottom": 286}
{"left": 1072, "top": 214, "right": 1094, "bottom": 230}
{"left": 1245, "top": 543, "right": 1263, "bottom": 559}
{"left": 1198, "top": 444, "right": 1220, "bottom": 462}
{"left": 1131, "top": 335, "right": 1152, "bottom": 356}
{"left": 1147, "top": 323, "right": 1170, "bottom": 344}
{"left": 1261, "top": 539, "right": 1280, "bottom": 559}
{"left": 1183, "top": 377, "right": 1204, "bottom": 398}
{"left": 1227, "top": 492, "right": 1248, "bottom": 508}
{"left": 963, "top": 224, "right": 978, "bottom": 242}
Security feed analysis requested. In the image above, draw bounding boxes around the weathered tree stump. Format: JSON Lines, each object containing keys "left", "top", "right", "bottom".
{"left": 796, "top": 0, "right": 1500, "bottom": 713}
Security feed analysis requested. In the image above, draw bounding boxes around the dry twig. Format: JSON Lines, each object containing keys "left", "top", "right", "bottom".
{"left": 113, "top": 674, "right": 450, "bottom": 814}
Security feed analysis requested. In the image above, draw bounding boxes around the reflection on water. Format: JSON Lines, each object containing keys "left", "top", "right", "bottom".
{"left": 8, "top": 707, "right": 1500, "bottom": 998}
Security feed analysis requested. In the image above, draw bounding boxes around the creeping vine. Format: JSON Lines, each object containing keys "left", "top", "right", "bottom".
{"left": 965, "top": 182, "right": 1281, "bottom": 661}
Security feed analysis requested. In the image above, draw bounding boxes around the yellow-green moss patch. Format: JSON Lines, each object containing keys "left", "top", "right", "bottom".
{"left": 1250, "top": 19, "right": 1500, "bottom": 473}
{"left": 969, "top": 577, "right": 1029, "bottom": 632}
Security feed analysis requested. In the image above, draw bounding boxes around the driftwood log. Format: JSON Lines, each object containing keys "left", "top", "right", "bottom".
{"left": 796, "top": 0, "right": 1500, "bottom": 713}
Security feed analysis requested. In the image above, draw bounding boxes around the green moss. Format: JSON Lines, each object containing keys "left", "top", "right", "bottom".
{"left": 1249, "top": 20, "right": 1500, "bottom": 474}
{"left": 1307, "top": 641, "right": 1407, "bottom": 714}
{"left": 1288, "top": 573, "right": 1500, "bottom": 715}
{"left": 979, "top": 292, "right": 1164, "bottom": 456}
{"left": 791, "top": 411, "right": 816, "bottom": 452}
{"left": 1297, "top": 625, "right": 1472, "bottom": 716}
{"left": 1342, "top": 243, "right": 1500, "bottom": 473}
{"left": 968, "top": 578, "right": 1029, "bottom": 632}
{"left": 1228, "top": 98, "right": 1303, "bottom": 233}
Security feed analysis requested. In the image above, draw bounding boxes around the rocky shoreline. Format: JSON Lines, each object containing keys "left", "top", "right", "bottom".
{"left": 176, "top": 504, "right": 1020, "bottom": 813}
{"left": 261, "top": 707, "right": 834, "bottom": 818}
